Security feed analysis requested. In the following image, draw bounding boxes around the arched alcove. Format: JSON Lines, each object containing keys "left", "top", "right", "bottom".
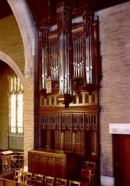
{"left": 0, "top": 58, "right": 24, "bottom": 150}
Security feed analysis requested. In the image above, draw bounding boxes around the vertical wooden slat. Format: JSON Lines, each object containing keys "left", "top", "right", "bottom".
{"left": 0, "top": 178, "right": 4, "bottom": 186}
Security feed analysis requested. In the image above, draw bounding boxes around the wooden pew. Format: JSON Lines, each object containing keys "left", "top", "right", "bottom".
{"left": 17, "top": 183, "right": 33, "bottom": 186}
{"left": 0, "top": 178, "right": 4, "bottom": 186}
{"left": 0, "top": 171, "right": 14, "bottom": 180}
{"left": 0, "top": 178, "right": 32, "bottom": 186}
{"left": 4, "top": 179, "right": 17, "bottom": 186}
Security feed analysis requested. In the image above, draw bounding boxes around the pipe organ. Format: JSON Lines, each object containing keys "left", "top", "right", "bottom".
{"left": 32, "top": 1, "right": 101, "bottom": 185}
{"left": 39, "top": 2, "right": 100, "bottom": 101}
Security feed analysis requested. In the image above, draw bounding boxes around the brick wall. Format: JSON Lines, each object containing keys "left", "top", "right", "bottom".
{"left": 0, "top": 15, "right": 24, "bottom": 74}
{"left": 96, "top": 1, "right": 130, "bottom": 183}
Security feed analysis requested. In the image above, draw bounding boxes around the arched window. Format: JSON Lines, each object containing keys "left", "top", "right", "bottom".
{"left": 8, "top": 75, "right": 24, "bottom": 134}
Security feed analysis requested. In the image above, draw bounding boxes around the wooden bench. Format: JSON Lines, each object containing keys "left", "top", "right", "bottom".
{"left": 0, "top": 178, "right": 32, "bottom": 186}
{"left": 0, "top": 170, "right": 14, "bottom": 180}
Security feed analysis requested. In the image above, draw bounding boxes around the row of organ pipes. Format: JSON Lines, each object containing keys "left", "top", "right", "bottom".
{"left": 59, "top": 33, "right": 71, "bottom": 94}
{"left": 73, "top": 36, "right": 84, "bottom": 78}
{"left": 50, "top": 41, "right": 59, "bottom": 81}
{"left": 40, "top": 6, "right": 96, "bottom": 94}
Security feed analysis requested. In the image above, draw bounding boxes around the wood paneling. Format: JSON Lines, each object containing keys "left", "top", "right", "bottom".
{"left": 28, "top": 149, "right": 77, "bottom": 179}
{"left": 39, "top": 112, "right": 99, "bottom": 158}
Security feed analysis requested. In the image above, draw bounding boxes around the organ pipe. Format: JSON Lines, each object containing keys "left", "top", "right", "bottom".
{"left": 57, "top": 3, "right": 72, "bottom": 95}
{"left": 41, "top": 28, "right": 49, "bottom": 90}
{"left": 83, "top": 12, "right": 94, "bottom": 85}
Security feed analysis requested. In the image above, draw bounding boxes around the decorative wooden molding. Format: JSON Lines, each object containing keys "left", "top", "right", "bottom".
{"left": 40, "top": 90, "right": 98, "bottom": 107}
{"left": 40, "top": 113, "right": 98, "bottom": 131}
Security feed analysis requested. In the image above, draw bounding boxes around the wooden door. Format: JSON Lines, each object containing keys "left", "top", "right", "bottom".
{"left": 113, "top": 134, "right": 130, "bottom": 186}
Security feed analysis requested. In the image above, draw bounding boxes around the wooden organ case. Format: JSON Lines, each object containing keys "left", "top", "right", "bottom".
{"left": 29, "top": 2, "right": 101, "bottom": 185}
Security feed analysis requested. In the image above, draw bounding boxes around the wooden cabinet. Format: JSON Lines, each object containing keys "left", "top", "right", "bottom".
{"left": 28, "top": 149, "right": 77, "bottom": 179}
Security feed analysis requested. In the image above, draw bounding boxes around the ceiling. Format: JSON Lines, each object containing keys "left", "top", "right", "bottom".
{"left": 0, "top": 0, "right": 129, "bottom": 23}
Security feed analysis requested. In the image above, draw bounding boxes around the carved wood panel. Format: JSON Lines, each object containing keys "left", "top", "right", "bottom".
{"left": 40, "top": 112, "right": 98, "bottom": 155}
{"left": 40, "top": 91, "right": 98, "bottom": 107}
{"left": 73, "top": 113, "right": 84, "bottom": 131}
{"left": 62, "top": 114, "right": 72, "bottom": 131}
{"left": 28, "top": 150, "right": 77, "bottom": 179}
{"left": 40, "top": 113, "right": 98, "bottom": 131}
